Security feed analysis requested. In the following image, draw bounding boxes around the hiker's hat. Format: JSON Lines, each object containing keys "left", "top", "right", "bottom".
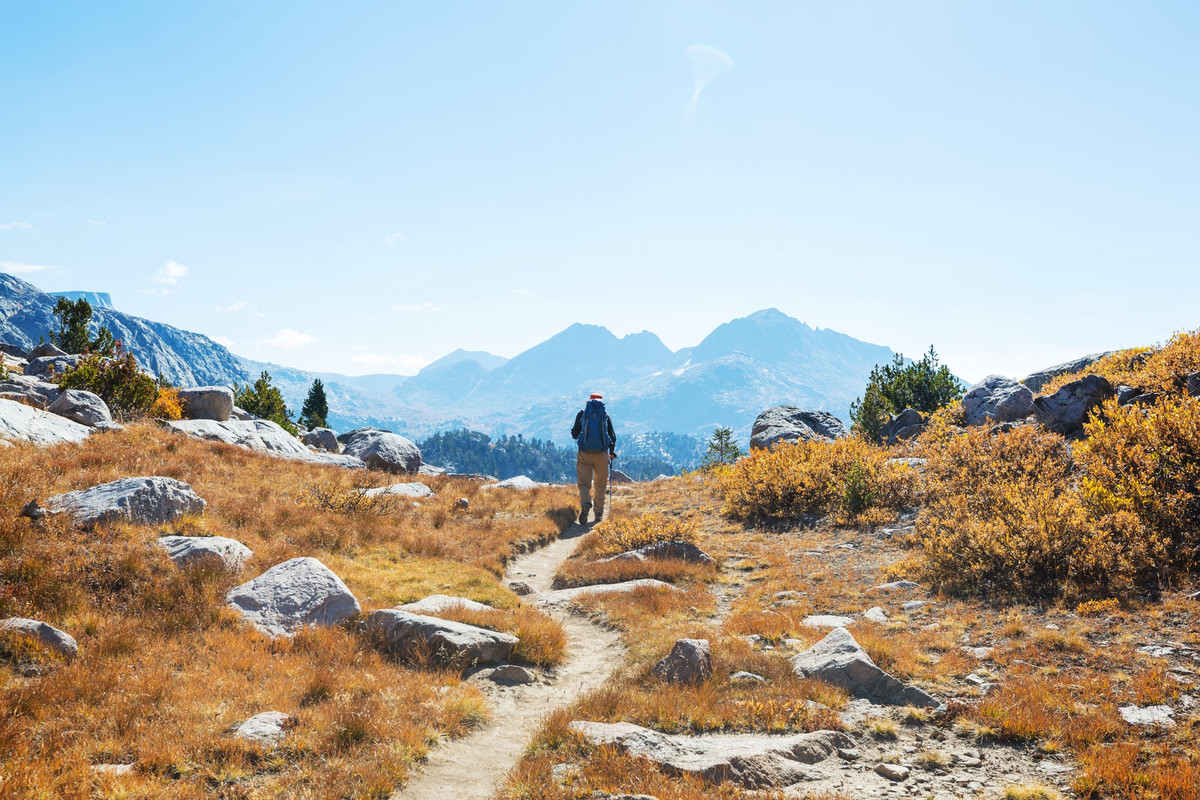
{"left": 589, "top": 392, "right": 603, "bottom": 400}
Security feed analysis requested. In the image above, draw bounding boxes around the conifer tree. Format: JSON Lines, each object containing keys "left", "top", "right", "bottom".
{"left": 850, "top": 345, "right": 962, "bottom": 443}
{"left": 234, "top": 371, "right": 297, "bottom": 435}
{"left": 50, "top": 297, "right": 116, "bottom": 356}
{"left": 300, "top": 378, "right": 329, "bottom": 430}
{"left": 702, "top": 426, "right": 744, "bottom": 469}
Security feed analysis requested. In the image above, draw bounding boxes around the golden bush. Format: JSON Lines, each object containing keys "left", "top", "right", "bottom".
{"left": 716, "top": 437, "right": 919, "bottom": 524}
{"left": 1038, "top": 327, "right": 1200, "bottom": 396}
{"left": 583, "top": 512, "right": 698, "bottom": 558}
{"left": 149, "top": 386, "right": 184, "bottom": 420}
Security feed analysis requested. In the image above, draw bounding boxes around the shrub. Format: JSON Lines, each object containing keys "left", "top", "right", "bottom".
{"left": 717, "top": 437, "right": 918, "bottom": 524}
{"left": 234, "top": 370, "right": 297, "bottom": 435}
{"left": 851, "top": 346, "right": 963, "bottom": 442}
{"left": 584, "top": 512, "right": 697, "bottom": 558}
{"left": 56, "top": 344, "right": 158, "bottom": 419}
{"left": 1039, "top": 327, "right": 1200, "bottom": 397}
{"left": 149, "top": 386, "right": 184, "bottom": 420}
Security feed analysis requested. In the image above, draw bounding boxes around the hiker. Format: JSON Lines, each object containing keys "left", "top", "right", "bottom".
{"left": 571, "top": 392, "right": 617, "bottom": 524}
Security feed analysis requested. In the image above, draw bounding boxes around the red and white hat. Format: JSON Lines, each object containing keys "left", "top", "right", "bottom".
{"left": 589, "top": 392, "right": 603, "bottom": 400}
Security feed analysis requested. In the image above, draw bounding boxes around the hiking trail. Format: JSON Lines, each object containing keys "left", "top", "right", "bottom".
{"left": 393, "top": 523, "right": 625, "bottom": 800}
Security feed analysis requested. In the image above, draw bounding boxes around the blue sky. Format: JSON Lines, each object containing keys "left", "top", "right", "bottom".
{"left": 2, "top": 1, "right": 1197, "bottom": 382}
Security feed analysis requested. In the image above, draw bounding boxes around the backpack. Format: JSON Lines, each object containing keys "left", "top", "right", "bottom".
{"left": 577, "top": 399, "right": 611, "bottom": 452}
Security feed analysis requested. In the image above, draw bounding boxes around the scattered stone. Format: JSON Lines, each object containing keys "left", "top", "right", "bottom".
{"left": 960, "top": 646, "right": 993, "bottom": 659}
{"left": 361, "top": 609, "right": 517, "bottom": 666}
{"left": 1044, "top": 623, "right": 1060, "bottom": 630}
{"left": 300, "top": 427, "right": 340, "bottom": 452}
{"left": 903, "top": 600, "right": 934, "bottom": 611}
{"left": 600, "top": 540, "right": 715, "bottom": 566}
{"left": 872, "top": 581, "right": 920, "bottom": 592}
{"left": 791, "top": 627, "right": 941, "bottom": 708}
{"left": 334, "top": 428, "right": 422, "bottom": 473}
{"left": 1023, "top": 352, "right": 1117, "bottom": 393}
{"left": 864, "top": 607, "right": 888, "bottom": 623}
{"left": 27, "top": 341, "right": 67, "bottom": 360}
{"left": 1033, "top": 375, "right": 1115, "bottom": 436}
{"left": 90, "top": 764, "right": 134, "bottom": 776}
{"left": 398, "top": 594, "right": 495, "bottom": 614}
{"left": 156, "top": 535, "right": 251, "bottom": 571}
{"left": 0, "top": 617, "right": 79, "bottom": 660}
{"left": 1119, "top": 704, "right": 1175, "bottom": 727}
{"left": 490, "top": 664, "right": 536, "bottom": 684}
{"left": 226, "top": 557, "right": 361, "bottom": 637}
{"left": 166, "top": 419, "right": 365, "bottom": 468}
{"left": 0, "top": 397, "right": 92, "bottom": 445}
{"left": 568, "top": 721, "right": 853, "bottom": 788}
{"left": 804, "top": 614, "right": 854, "bottom": 629}
{"left": 47, "top": 389, "right": 118, "bottom": 429}
{"left": 1138, "top": 645, "right": 1176, "bottom": 658}
{"left": 750, "top": 405, "right": 850, "bottom": 450}
{"left": 651, "top": 638, "right": 712, "bottom": 685}
{"left": 730, "top": 671, "right": 767, "bottom": 684}
{"left": 457, "top": 497, "right": 470, "bottom": 510}
{"left": 838, "top": 748, "right": 860, "bottom": 761}
{"left": 234, "top": 711, "right": 291, "bottom": 744}
{"left": 360, "top": 481, "right": 434, "bottom": 499}
{"left": 508, "top": 581, "right": 534, "bottom": 595}
{"left": 874, "top": 763, "right": 911, "bottom": 782}
{"left": 177, "top": 386, "right": 234, "bottom": 422}
{"left": 962, "top": 375, "right": 1035, "bottom": 426}
{"left": 1036, "top": 761, "right": 1073, "bottom": 775}
{"left": 24, "top": 476, "right": 206, "bottom": 529}
{"left": 538, "top": 579, "right": 683, "bottom": 607}
{"left": 483, "top": 475, "right": 539, "bottom": 490}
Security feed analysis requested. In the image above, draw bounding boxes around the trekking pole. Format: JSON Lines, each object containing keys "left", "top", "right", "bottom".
{"left": 607, "top": 453, "right": 614, "bottom": 517}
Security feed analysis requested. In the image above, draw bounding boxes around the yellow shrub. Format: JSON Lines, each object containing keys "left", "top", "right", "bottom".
{"left": 1038, "top": 327, "right": 1200, "bottom": 396}
{"left": 149, "top": 386, "right": 184, "bottom": 420}
{"left": 1075, "top": 598, "right": 1120, "bottom": 617}
{"left": 585, "top": 512, "right": 697, "bottom": 558}
{"left": 717, "top": 437, "right": 919, "bottom": 523}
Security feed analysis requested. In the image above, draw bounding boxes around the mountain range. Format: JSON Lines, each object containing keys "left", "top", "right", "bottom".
{"left": 1, "top": 271, "right": 898, "bottom": 445}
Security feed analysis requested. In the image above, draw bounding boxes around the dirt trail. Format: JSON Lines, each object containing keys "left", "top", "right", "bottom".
{"left": 394, "top": 524, "right": 625, "bottom": 800}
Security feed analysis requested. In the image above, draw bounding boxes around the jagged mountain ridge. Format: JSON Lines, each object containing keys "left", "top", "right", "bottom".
{"left": 1, "top": 272, "right": 898, "bottom": 443}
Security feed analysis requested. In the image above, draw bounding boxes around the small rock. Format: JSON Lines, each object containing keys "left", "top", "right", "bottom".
{"left": 903, "top": 601, "right": 934, "bottom": 612}
{"left": 1044, "top": 623, "right": 1060, "bottom": 630}
{"left": 360, "top": 481, "right": 434, "bottom": 499}
{"left": 338, "top": 428, "right": 422, "bottom": 473}
{"left": 508, "top": 581, "right": 534, "bottom": 595}
{"left": 730, "top": 671, "right": 767, "bottom": 684}
{"left": 864, "top": 607, "right": 888, "bottom": 623}
{"left": 0, "top": 617, "right": 79, "bottom": 660}
{"left": 398, "top": 594, "right": 494, "bottom": 614}
{"left": 226, "top": 557, "right": 361, "bottom": 637}
{"left": 234, "top": 711, "right": 291, "bottom": 744}
{"left": 651, "top": 638, "right": 712, "bottom": 685}
{"left": 600, "top": 540, "right": 715, "bottom": 566}
{"left": 804, "top": 614, "right": 854, "bottom": 629}
{"left": 838, "top": 748, "right": 860, "bottom": 761}
{"left": 27, "top": 342, "right": 67, "bottom": 359}
{"left": 1033, "top": 374, "right": 1115, "bottom": 436}
{"left": 1119, "top": 704, "right": 1175, "bottom": 727}
{"left": 483, "top": 475, "right": 539, "bottom": 490}
{"left": 90, "top": 764, "right": 134, "bottom": 776}
{"left": 875, "top": 763, "right": 911, "bottom": 782}
{"left": 873, "top": 581, "right": 920, "bottom": 592}
{"left": 457, "top": 497, "right": 470, "bottom": 510}
{"left": 1138, "top": 645, "right": 1176, "bottom": 658}
{"left": 156, "top": 535, "right": 252, "bottom": 571}
{"left": 960, "top": 646, "right": 993, "bottom": 660}
{"left": 361, "top": 610, "right": 518, "bottom": 666}
{"left": 961, "top": 375, "right": 1035, "bottom": 426}
{"left": 791, "top": 627, "right": 940, "bottom": 708}
{"left": 1036, "top": 761, "right": 1073, "bottom": 775}
{"left": 490, "top": 664, "right": 536, "bottom": 684}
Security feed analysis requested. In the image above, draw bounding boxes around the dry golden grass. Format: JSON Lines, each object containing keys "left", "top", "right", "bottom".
{"left": 553, "top": 512, "right": 718, "bottom": 588}
{"left": 0, "top": 421, "right": 574, "bottom": 798}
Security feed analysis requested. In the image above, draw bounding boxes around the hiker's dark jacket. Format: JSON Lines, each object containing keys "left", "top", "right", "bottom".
{"left": 571, "top": 410, "right": 616, "bottom": 455}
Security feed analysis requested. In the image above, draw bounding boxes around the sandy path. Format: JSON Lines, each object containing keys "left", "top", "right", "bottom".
{"left": 393, "top": 524, "right": 625, "bottom": 800}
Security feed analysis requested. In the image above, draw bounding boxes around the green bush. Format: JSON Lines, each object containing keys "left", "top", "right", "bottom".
{"left": 57, "top": 346, "right": 158, "bottom": 419}
{"left": 234, "top": 371, "right": 297, "bottom": 435}
{"left": 850, "top": 346, "right": 963, "bottom": 443}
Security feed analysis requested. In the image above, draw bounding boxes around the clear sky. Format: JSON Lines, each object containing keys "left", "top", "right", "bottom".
{"left": 2, "top": 1, "right": 1197, "bottom": 383}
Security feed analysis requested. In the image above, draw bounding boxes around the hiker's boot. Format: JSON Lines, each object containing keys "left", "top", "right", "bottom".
{"left": 593, "top": 509, "right": 604, "bottom": 523}
{"left": 578, "top": 504, "right": 591, "bottom": 525}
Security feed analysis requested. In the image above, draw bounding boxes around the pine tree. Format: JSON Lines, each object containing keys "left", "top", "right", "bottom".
{"left": 234, "top": 371, "right": 297, "bottom": 435}
{"left": 50, "top": 297, "right": 116, "bottom": 356}
{"left": 300, "top": 378, "right": 329, "bottom": 430}
{"left": 702, "top": 426, "right": 744, "bottom": 469}
{"left": 850, "top": 345, "right": 963, "bottom": 443}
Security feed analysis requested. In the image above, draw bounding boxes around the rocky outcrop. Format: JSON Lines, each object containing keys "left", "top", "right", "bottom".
{"left": 177, "top": 387, "right": 234, "bottom": 422}
{"left": 360, "top": 609, "right": 517, "bottom": 666}
{"left": 27, "top": 341, "right": 66, "bottom": 359}
{"left": 226, "top": 557, "right": 361, "bottom": 637}
{"left": 338, "top": 428, "right": 422, "bottom": 474}
{"left": 1032, "top": 375, "right": 1115, "bottom": 436}
{"left": 0, "top": 617, "right": 79, "bottom": 660}
{"left": 1023, "top": 352, "right": 1116, "bottom": 394}
{"left": 750, "top": 406, "right": 850, "bottom": 450}
{"left": 961, "top": 376, "right": 1034, "bottom": 426}
{"left": 651, "top": 639, "right": 712, "bottom": 684}
{"left": 600, "top": 540, "right": 715, "bottom": 566}
{"left": 24, "top": 476, "right": 206, "bottom": 529}
{"left": 879, "top": 408, "right": 925, "bottom": 444}
{"left": 47, "top": 389, "right": 118, "bottom": 429}
{"left": 0, "top": 397, "right": 92, "bottom": 445}
{"left": 165, "top": 419, "right": 365, "bottom": 468}
{"left": 24, "top": 354, "right": 83, "bottom": 378}
{"left": 301, "top": 427, "right": 340, "bottom": 452}
{"left": 568, "top": 721, "right": 853, "bottom": 788}
{"left": 0, "top": 374, "right": 62, "bottom": 408}
{"left": 791, "top": 627, "right": 940, "bottom": 708}
{"left": 156, "top": 535, "right": 252, "bottom": 571}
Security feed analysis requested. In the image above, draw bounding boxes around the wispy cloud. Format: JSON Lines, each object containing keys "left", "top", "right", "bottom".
{"left": 0, "top": 260, "right": 60, "bottom": 274}
{"left": 153, "top": 260, "right": 188, "bottom": 286}
{"left": 86, "top": 219, "right": 108, "bottom": 227}
{"left": 0, "top": 222, "right": 33, "bottom": 231}
{"left": 218, "top": 301, "right": 266, "bottom": 317}
{"left": 391, "top": 301, "right": 444, "bottom": 312}
{"left": 212, "top": 335, "right": 236, "bottom": 348}
{"left": 686, "top": 44, "right": 734, "bottom": 122}
{"left": 510, "top": 288, "right": 531, "bottom": 296}
{"left": 259, "top": 329, "right": 315, "bottom": 350}
{"left": 384, "top": 233, "right": 405, "bottom": 246}
{"left": 350, "top": 352, "right": 429, "bottom": 372}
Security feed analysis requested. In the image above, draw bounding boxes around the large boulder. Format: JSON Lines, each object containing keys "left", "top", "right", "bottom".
{"left": 24, "top": 354, "right": 82, "bottom": 378}
{"left": 568, "top": 721, "right": 853, "bottom": 788}
{"left": 301, "top": 427, "right": 340, "bottom": 453}
{"left": 226, "top": 557, "right": 362, "bottom": 637}
{"left": 879, "top": 408, "right": 925, "bottom": 445}
{"left": 1033, "top": 375, "right": 1115, "bottom": 436}
{"left": 0, "top": 617, "right": 78, "bottom": 660}
{"left": 0, "top": 398, "right": 91, "bottom": 445}
{"left": 600, "top": 540, "right": 715, "bottom": 566}
{"left": 47, "top": 389, "right": 118, "bottom": 429}
{"left": 750, "top": 406, "right": 849, "bottom": 450}
{"left": 1023, "top": 351, "right": 1117, "bottom": 394}
{"left": 651, "top": 638, "right": 712, "bottom": 684}
{"left": 961, "top": 375, "right": 1035, "bottom": 426}
{"left": 791, "top": 627, "right": 940, "bottom": 708}
{"left": 156, "top": 535, "right": 252, "bottom": 571}
{"left": 177, "top": 387, "right": 234, "bottom": 422}
{"left": 165, "top": 419, "right": 366, "bottom": 469}
{"left": 26, "top": 342, "right": 67, "bottom": 360}
{"left": 360, "top": 609, "right": 517, "bottom": 666}
{"left": 338, "top": 429, "right": 422, "bottom": 474}
{"left": 23, "top": 476, "right": 206, "bottom": 529}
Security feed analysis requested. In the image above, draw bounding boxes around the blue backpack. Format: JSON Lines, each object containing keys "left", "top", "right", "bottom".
{"left": 577, "top": 399, "right": 611, "bottom": 451}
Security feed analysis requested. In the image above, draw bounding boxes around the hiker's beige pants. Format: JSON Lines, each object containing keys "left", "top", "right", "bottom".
{"left": 576, "top": 450, "right": 610, "bottom": 516}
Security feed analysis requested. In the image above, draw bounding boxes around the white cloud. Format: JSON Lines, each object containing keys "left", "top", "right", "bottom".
{"left": 212, "top": 336, "right": 236, "bottom": 348}
{"left": 0, "top": 222, "right": 33, "bottom": 231}
{"left": 259, "top": 329, "right": 316, "bottom": 350}
{"left": 0, "top": 260, "right": 59, "bottom": 274}
{"left": 384, "top": 233, "right": 405, "bottom": 246}
{"left": 391, "top": 301, "right": 444, "bottom": 312}
{"left": 218, "top": 300, "right": 266, "bottom": 317}
{"left": 510, "top": 288, "right": 531, "bottom": 296}
{"left": 86, "top": 219, "right": 108, "bottom": 227}
{"left": 350, "top": 352, "right": 429, "bottom": 372}
{"left": 152, "top": 260, "right": 189, "bottom": 287}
